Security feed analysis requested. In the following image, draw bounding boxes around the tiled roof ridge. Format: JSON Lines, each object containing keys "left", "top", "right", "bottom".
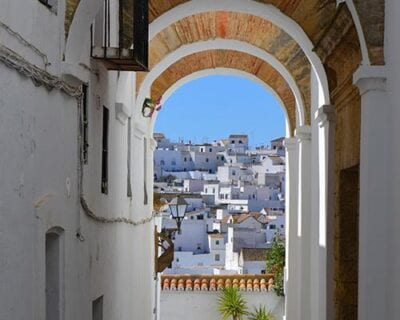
{"left": 161, "top": 274, "right": 274, "bottom": 292}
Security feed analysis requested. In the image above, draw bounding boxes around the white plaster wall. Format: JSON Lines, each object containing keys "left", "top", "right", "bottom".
{"left": 0, "top": 2, "right": 155, "bottom": 319}
{"left": 163, "top": 218, "right": 209, "bottom": 252}
{"left": 265, "top": 215, "right": 285, "bottom": 242}
{"left": 166, "top": 241, "right": 226, "bottom": 274}
{"left": 240, "top": 261, "right": 267, "bottom": 274}
{"left": 383, "top": 0, "right": 400, "bottom": 317}
{"left": 183, "top": 179, "right": 206, "bottom": 193}
{"left": 160, "top": 291, "right": 284, "bottom": 320}
{"left": 0, "top": 62, "right": 82, "bottom": 320}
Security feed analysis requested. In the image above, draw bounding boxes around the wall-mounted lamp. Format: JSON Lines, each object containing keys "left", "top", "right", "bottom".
{"left": 154, "top": 196, "right": 188, "bottom": 273}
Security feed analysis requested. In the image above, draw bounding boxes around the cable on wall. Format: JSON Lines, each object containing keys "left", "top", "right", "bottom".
{"left": 0, "top": 43, "right": 154, "bottom": 227}
{"left": 0, "top": 20, "right": 50, "bottom": 68}
{"left": 0, "top": 44, "right": 80, "bottom": 97}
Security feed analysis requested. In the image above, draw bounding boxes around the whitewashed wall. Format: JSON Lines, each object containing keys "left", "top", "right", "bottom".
{"left": 0, "top": 1, "right": 155, "bottom": 319}
{"left": 160, "top": 291, "right": 284, "bottom": 320}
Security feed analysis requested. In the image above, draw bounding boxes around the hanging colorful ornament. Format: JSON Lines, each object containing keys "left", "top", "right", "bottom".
{"left": 142, "top": 96, "right": 162, "bottom": 118}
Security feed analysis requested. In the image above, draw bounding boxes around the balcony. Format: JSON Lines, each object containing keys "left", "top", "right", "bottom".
{"left": 91, "top": 0, "right": 148, "bottom": 71}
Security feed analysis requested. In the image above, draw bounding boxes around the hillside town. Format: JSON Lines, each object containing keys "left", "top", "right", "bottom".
{"left": 154, "top": 134, "right": 286, "bottom": 275}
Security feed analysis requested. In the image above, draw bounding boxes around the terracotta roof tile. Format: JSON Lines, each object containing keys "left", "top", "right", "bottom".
{"left": 161, "top": 275, "right": 274, "bottom": 292}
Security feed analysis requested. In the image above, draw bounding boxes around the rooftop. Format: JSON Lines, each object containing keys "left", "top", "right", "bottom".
{"left": 207, "top": 233, "right": 225, "bottom": 238}
{"left": 229, "top": 134, "right": 249, "bottom": 139}
{"left": 221, "top": 212, "right": 262, "bottom": 225}
{"left": 240, "top": 248, "right": 268, "bottom": 262}
{"left": 271, "top": 137, "right": 285, "bottom": 143}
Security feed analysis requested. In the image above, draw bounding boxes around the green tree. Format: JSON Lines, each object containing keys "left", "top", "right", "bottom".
{"left": 248, "top": 306, "right": 275, "bottom": 320}
{"left": 266, "top": 233, "right": 285, "bottom": 296}
{"left": 218, "top": 287, "right": 248, "bottom": 320}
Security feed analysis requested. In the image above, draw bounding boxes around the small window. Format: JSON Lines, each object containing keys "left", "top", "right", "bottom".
{"left": 127, "top": 117, "right": 132, "bottom": 198}
{"left": 261, "top": 270, "right": 266, "bottom": 274}
{"left": 160, "top": 160, "right": 165, "bottom": 165}
{"left": 92, "top": 295, "right": 103, "bottom": 320}
{"left": 184, "top": 157, "right": 187, "bottom": 162}
{"left": 231, "top": 140, "right": 235, "bottom": 144}
{"left": 101, "top": 107, "right": 109, "bottom": 194}
{"left": 143, "top": 138, "right": 148, "bottom": 205}
{"left": 269, "top": 224, "right": 276, "bottom": 230}
{"left": 216, "top": 240, "right": 220, "bottom": 245}
{"left": 239, "top": 140, "right": 242, "bottom": 144}
{"left": 209, "top": 148, "right": 212, "bottom": 152}
{"left": 176, "top": 258, "right": 180, "bottom": 262}
{"left": 232, "top": 170, "right": 236, "bottom": 176}
{"left": 81, "top": 84, "right": 89, "bottom": 164}
{"left": 206, "top": 158, "right": 209, "bottom": 162}
{"left": 215, "top": 254, "right": 220, "bottom": 261}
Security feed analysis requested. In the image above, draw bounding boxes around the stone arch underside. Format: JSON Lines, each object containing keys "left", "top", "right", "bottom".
{"left": 151, "top": 68, "right": 293, "bottom": 137}
{"left": 150, "top": 49, "right": 297, "bottom": 133}
{"left": 146, "top": 0, "right": 384, "bottom": 64}
{"left": 138, "top": 11, "right": 312, "bottom": 124}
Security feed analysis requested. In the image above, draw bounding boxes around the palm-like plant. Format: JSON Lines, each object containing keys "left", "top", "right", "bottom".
{"left": 218, "top": 287, "right": 248, "bottom": 320}
{"left": 248, "top": 306, "right": 275, "bottom": 320}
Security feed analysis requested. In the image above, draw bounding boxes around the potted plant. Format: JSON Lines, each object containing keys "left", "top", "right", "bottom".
{"left": 218, "top": 287, "right": 248, "bottom": 320}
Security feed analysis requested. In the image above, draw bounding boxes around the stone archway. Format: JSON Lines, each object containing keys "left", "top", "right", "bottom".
{"left": 149, "top": 68, "right": 293, "bottom": 137}
{"left": 136, "top": 39, "right": 306, "bottom": 127}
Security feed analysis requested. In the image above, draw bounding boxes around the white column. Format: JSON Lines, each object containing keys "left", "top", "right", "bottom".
{"left": 353, "top": 65, "right": 389, "bottom": 320}
{"left": 284, "top": 137, "right": 300, "bottom": 320}
{"left": 315, "top": 105, "right": 336, "bottom": 320}
{"left": 296, "top": 125, "right": 312, "bottom": 320}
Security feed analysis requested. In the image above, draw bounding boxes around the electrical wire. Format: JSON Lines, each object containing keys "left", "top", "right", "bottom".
{"left": 0, "top": 42, "right": 154, "bottom": 226}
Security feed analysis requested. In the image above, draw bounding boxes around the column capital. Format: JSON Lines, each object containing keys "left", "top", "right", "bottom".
{"left": 353, "top": 65, "right": 387, "bottom": 95}
{"left": 295, "top": 125, "right": 311, "bottom": 142}
{"left": 283, "top": 137, "right": 298, "bottom": 151}
{"left": 315, "top": 104, "right": 335, "bottom": 127}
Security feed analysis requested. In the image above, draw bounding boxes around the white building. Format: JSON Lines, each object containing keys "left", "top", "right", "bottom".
{"left": 224, "top": 213, "right": 268, "bottom": 272}
{"left": 2, "top": 1, "right": 399, "bottom": 320}
{"left": 238, "top": 248, "right": 268, "bottom": 274}
{"left": 183, "top": 179, "right": 206, "bottom": 193}
{"left": 217, "top": 164, "right": 254, "bottom": 183}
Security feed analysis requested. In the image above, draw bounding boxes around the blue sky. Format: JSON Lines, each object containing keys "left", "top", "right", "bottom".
{"left": 154, "top": 75, "right": 285, "bottom": 147}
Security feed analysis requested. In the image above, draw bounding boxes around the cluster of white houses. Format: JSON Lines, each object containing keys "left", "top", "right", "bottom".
{"left": 3, "top": 0, "right": 400, "bottom": 319}
{"left": 154, "top": 134, "right": 285, "bottom": 275}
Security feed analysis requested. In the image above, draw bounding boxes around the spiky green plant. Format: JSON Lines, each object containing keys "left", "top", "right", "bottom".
{"left": 218, "top": 287, "right": 248, "bottom": 320}
{"left": 248, "top": 306, "right": 275, "bottom": 320}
